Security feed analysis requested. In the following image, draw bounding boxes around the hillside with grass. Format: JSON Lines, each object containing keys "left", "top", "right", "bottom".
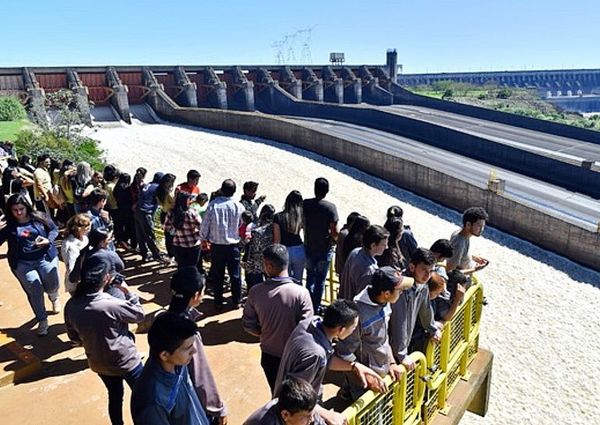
{"left": 407, "top": 81, "right": 600, "bottom": 131}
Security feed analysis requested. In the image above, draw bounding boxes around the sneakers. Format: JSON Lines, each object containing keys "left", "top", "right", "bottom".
{"left": 51, "top": 298, "right": 61, "bottom": 314}
{"left": 37, "top": 320, "right": 49, "bottom": 336}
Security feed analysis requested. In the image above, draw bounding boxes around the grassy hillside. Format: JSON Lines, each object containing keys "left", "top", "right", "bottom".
{"left": 407, "top": 82, "right": 600, "bottom": 131}
{"left": 0, "top": 119, "right": 30, "bottom": 141}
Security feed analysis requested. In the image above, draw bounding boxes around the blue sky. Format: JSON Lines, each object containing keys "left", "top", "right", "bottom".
{"left": 1, "top": 0, "right": 597, "bottom": 73}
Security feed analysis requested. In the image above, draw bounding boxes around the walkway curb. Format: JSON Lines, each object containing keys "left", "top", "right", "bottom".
{"left": 0, "top": 332, "right": 42, "bottom": 387}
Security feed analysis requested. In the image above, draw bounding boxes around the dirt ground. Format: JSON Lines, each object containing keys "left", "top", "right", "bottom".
{"left": 0, "top": 245, "right": 277, "bottom": 424}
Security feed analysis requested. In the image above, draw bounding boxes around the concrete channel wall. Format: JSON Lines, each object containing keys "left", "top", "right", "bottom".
{"left": 146, "top": 89, "right": 600, "bottom": 271}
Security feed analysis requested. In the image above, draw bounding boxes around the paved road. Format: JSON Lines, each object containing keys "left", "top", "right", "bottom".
{"left": 380, "top": 104, "right": 600, "bottom": 164}
{"left": 286, "top": 116, "right": 600, "bottom": 229}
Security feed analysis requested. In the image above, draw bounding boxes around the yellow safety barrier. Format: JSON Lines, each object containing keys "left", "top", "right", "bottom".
{"left": 343, "top": 352, "right": 427, "bottom": 425}
{"left": 343, "top": 275, "right": 485, "bottom": 425}
{"left": 322, "top": 261, "right": 340, "bottom": 305}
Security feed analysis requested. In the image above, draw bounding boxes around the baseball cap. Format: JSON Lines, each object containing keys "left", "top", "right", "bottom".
{"left": 376, "top": 266, "right": 414, "bottom": 291}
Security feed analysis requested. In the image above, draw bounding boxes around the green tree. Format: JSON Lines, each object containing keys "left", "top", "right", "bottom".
{"left": 40, "top": 89, "right": 88, "bottom": 142}
{"left": 0, "top": 96, "right": 27, "bottom": 121}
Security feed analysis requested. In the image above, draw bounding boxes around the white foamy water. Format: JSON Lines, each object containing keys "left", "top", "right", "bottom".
{"left": 88, "top": 119, "right": 600, "bottom": 425}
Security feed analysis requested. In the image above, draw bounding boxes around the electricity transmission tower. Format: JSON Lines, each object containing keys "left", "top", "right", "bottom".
{"left": 272, "top": 26, "right": 316, "bottom": 64}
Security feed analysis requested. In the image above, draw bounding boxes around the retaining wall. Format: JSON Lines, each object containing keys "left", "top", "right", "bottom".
{"left": 146, "top": 89, "right": 600, "bottom": 271}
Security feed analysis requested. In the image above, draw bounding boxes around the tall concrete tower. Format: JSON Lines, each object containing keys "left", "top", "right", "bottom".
{"left": 386, "top": 49, "right": 398, "bottom": 81}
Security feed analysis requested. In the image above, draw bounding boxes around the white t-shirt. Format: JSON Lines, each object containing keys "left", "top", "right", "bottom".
{"left": 61, "top": 234, "right": 89, "bottom": 294}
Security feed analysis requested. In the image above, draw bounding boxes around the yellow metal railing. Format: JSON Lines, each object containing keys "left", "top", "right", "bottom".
{"left": 343, "top": 352, "right": 427, "bottom": 425}
{"left": 343, "top": 275, "right": 485, "bottom": 425}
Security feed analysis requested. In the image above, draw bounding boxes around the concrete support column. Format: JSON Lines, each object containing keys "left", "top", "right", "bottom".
{"left": 301, "top": 67, "right": 323, "bottom": 102}
{"left": 341, "top": 67, "right": 362, "bottom": 104}
{"left": 227, "top": 66, "right": 254, "bottom": 111}
{"left": 142, "top": 67, "right": 164, "bottom": 112}
{"left": 174, "top": 66, "right": 198, "bottom": 108}
{"left": 278, "top": 66, "right": 302, "bottom": 99}
{"left": 254, "top": 67, "right": 279, "bottom": 112}
{"left": 106, "top": 67, "right": 131, "bottom": 123}
{"left": 373, "top": 67, "right": 392, "bottom": 91}
{"left": 203, "top": 67, "right": 227, "bottom": 109}
{"left": 66, "top": 69, "right": 92, "bottom": 125}
{"left": 357, "top": 66, "right": 393, "bottom": 105}
{"left": 386, "top": 49, "right": 398, "bottom": 82}
{"left": 321, "top": 67, "right": 343, "bottom": 104}
{"left": 22, "top": 68, "right": 47, "bottom": 125}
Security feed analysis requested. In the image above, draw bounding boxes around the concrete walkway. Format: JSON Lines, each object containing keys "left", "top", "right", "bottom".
{"left": 0, "top": 245, "right": 276, "bottom": 424}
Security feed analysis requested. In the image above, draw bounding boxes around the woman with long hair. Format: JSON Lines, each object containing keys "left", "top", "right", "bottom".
{"left": 61, "top": 213, "right": 91, "bottom": 295}
{"left": 0, "top": 194, "right": 61, "bottom": 335}
{"left": 339, "top": 214, "right": 371, "bottom": 270}
{"left": 244, "top": 203, "right": 276, "bottom": 289}
{"left": 70, "top": 161, "right": 94, "bottom": 213}
{"left": 272, "top": 190, "right": 305, "bottom": 281}
{"left": 164, "top": 191, "right": 202, "bottom": 268}
{"left": 378, "top": 217, "right": 406, "bottom": 270}
{"left": 130, "top": 167, "right": 147, "bottom": 210}
{"left": 59, "top": 159, "right": 76, "bottom": 219}
{"left": 113, "top": 173, "right": 136, "bottom": 249}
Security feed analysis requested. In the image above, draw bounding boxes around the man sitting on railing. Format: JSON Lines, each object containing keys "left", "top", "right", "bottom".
{"left": 334, "top": 267, "right": 414, "bottom": 401}
{"left": 273, "top": 300, "right": 387, "bottom": 425}
{"left": 243, "top": 377, "right": 325, "bottom": 425}
{"left": 389, "top": 248, "right": 442, "bottom": 371}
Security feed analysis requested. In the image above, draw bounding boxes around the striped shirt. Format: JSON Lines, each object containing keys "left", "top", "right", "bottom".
{"left": 199, "top": 196, "right": 245, "bottom": 245}
{"left": 165, "top": 209, "right": 202, "bottom": 248}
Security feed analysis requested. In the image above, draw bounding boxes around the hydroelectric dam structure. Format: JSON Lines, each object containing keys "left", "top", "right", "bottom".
{"left": 1, "top": 50, "right": 599, "bottom": 273}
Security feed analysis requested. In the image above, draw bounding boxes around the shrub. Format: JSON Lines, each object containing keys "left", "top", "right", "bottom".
{"left": 14, "top": 129, "right": 105, "bottom": 170}
{"left": 0, "top": 97, "right": 27, "bottom": 121}
{"left": 442, "top": 89, "right": 454, "bottom": 99}
{"left": 496, "top": 88, "right": 513, "bottom": 99}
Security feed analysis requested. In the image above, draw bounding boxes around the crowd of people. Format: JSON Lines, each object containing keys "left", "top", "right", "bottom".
{"left": 0, "top": 150, "right": 490, "bottom": 425}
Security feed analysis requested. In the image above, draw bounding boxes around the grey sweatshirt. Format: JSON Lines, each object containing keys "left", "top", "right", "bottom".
{"left": 242, "top": 276, "right": 313, "bottom": 357}
{"left": 388, "top": 280, "right": 438, "bottom": 362}
{"left": 273, "top": 317, "right": 333, "bottom": 398}
{"left": 335, "top": 287, "right": 395, "bottom": 376}
{"left": 183, "top": 308, "right": 227, "bottom": 418}
{"left": 339, "top": 247, "right": 378, "bottom": 300}
{"left": 64, "top": 290, "right": 144, "bottom": 376}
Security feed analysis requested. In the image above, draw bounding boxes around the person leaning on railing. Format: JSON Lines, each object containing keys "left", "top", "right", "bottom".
{"left": 389, "top": 248, "right": 442, "bottom": 371}
{"left": 335, "top": 267, "right": 415, "bottom": 402}
{"left": 273, "top": 299, "right": 387, "bottom": 425}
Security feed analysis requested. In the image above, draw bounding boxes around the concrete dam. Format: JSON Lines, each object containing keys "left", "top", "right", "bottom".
{"left": 1, "top": 51, "right": 599, "bottom": 271}
{"left": 398, "top": 68, "right": 600, "bottom": 113}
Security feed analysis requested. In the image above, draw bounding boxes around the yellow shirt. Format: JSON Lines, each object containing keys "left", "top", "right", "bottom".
{"left": 33, "top": 167, "right": 51, "bottom": 201}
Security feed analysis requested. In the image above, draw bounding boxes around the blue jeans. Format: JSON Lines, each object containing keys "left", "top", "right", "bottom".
{"left": 305, "top": 249, "right": 333, "bottom": 313}
{"left": 287, "top": 244, "right": 306, "bottom": 283}
{"left": 13, "top": 255, "right": 60, "bottom": 321}
{"left": 98, "top": 362, "right": 143, "bottom": 425}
